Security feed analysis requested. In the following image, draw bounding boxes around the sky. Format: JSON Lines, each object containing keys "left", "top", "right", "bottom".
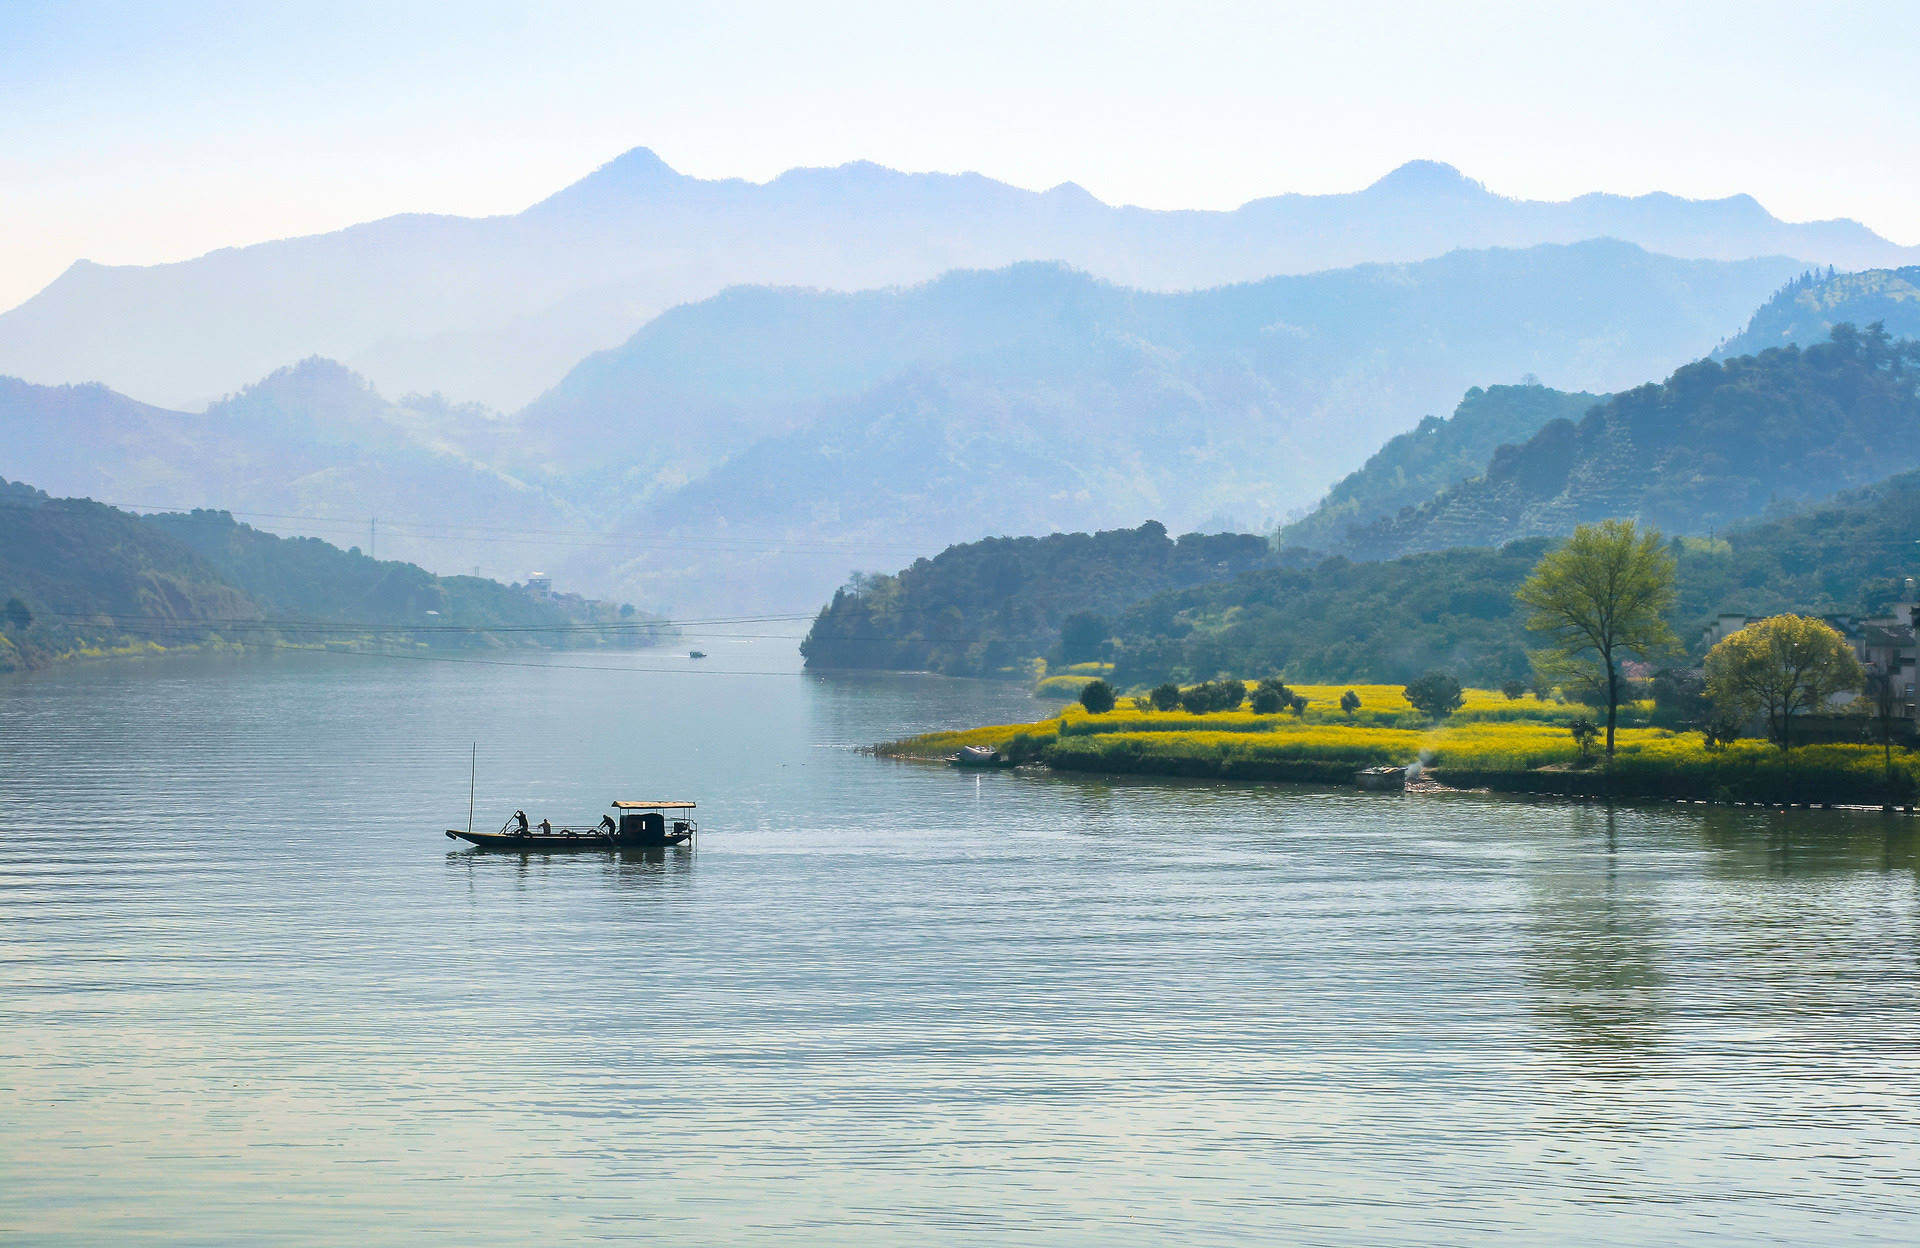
{"left": 3, "top": 0, "right": 1917, "bottom": 313}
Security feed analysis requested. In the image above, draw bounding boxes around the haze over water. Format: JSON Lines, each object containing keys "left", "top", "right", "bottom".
{"left": 3, "top": 638, "right": 1918, "bottom": 1245}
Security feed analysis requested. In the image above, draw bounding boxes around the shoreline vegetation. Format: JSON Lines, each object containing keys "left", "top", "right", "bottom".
{"left": 0, "top": 480, "right": 677, "bottom": 673}
{"left": 875, "top": 684, "right": 1920, "bottom": 808}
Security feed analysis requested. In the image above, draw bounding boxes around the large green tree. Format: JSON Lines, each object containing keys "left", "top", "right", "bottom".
{"left": 1704, "top": 615, "right": 1864, "bottom": 753}
{"left": 1516, "top": 519, "right": 1678, "bottom": 757}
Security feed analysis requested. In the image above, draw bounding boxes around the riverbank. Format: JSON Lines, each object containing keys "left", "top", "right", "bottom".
{"left": 878, "top": 685, "right": 1920, "bottom": 806}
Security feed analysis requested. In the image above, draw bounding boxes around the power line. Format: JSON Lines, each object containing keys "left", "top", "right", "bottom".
{"left": 4, "top": 497, "right": 934, "bottom": 556}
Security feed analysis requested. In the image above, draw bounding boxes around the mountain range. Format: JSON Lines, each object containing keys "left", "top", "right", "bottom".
{"left": 0, "top": 360, "right": 540, "bottom": 577}
{"left": 4, "top": 149, "right": 1912, "bottom": 410}
{"left": 518, "top": 243, "right": 1799, "bottom": 608}
{"left": 2, "top": 242, "right": 1805, "bottom": 610}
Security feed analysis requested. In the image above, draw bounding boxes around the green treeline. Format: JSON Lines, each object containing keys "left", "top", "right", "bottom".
{"left": 0, "top": 478, "right": 671, "bottom": 672}
{"left": 799, "top": 522, "right": 1274, "bottom": 676}
{"left": 1110, "top": 470, "right": 1920, "bottom": 688}
{"left": 805, "top": 465, "right": 1920, "bottom": 690}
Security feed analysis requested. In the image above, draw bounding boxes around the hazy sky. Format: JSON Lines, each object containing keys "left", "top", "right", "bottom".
{"left": 4, "top": 0, "right": 1916, "bottom": 312}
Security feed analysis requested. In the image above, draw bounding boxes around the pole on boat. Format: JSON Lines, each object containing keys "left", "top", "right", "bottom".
{"left": 467, "top": 743, "right": 476, "bottom": 838}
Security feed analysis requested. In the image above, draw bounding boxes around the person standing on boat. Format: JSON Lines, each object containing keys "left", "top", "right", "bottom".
{"left": 514, "top": 810, "right": 530, "bottom": 834}
{"left": 600, "top": 815, "right": 617, "bottom": 836}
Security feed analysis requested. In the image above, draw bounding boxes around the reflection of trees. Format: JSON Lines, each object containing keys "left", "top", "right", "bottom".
{"left": 1691, "top": 806, "right": 1919, "bottom": 881}
{"left": 1522, "top": 805, "right": 1669, "bottom": 1064}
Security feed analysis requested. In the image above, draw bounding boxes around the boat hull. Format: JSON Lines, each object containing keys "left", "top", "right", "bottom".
{"left": 1355, "top": 766, "right": 1408, "bottom": 791}
{"left": 446, "top": 829, "right": 691, "bottom": 851}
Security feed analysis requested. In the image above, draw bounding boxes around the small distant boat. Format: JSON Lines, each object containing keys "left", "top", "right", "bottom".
{"left": 447, "top": 800, "right": 698, "bottom": 851}
{"left": 1355, "top": 765, "right": 1408, "bottom": 791}
{"left": 948, "top": 745, "right": 1015, "bottom": 769}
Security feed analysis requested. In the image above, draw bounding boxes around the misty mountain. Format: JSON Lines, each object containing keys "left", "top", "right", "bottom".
{"left": 1334, "top": 325, "right": 1920, "bottom": 560}
{"left": 3, "top": 148, "right": 1911, "bottom": 409}
{"left": 0, "top": 360, "right": 547, "bottom": 577}
{"left": 541, "top": 244, "right": 1800, "bottom": 610}
{"left": 1719, "top": 266, "right": 1920, "bottom": 357}
{"left": 1278, "top": 383, "right": 1605, "bottom": 552}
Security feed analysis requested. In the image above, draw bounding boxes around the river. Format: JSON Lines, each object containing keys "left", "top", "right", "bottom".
{"left": 2, "top": 637, "right": 1917, "bottom": 1245}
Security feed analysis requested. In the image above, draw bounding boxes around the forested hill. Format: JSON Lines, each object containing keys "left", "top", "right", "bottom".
{"left": 0, "top": 480, "right": 670, "bottom": 672}
{"left": 1105, "top": 466, "right": 1920, "bottom": 688}
{"left": 1333, "top": 325, "right": 1920, "bottom": 561}
{"left": 1718, "top": 267, "right": 1920, "bottom": 358}
{"left": 800, "top": 462, "right": 1920, "bottom": 690}
{"left": 799, "top": 522, "right": 1274, "bottom": 676}
{"left": 1278, "top": 383, "right": 1603, "bottom": 552}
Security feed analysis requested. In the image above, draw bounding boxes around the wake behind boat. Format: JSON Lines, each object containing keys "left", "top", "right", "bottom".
{"left": 447, "top": 800, "right": 698, "bottom": 851}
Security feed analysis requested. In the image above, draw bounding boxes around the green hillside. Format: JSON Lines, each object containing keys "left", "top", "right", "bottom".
{"left": 1334, "top": 325, "right": 1920, "bottom": 560}
{"left": 0, "top": 479, "right": 671, "bottom": 672}
{"left": 1278, "top": 383, "right": 1603, "bottom": 552}
{"left": 799, "top": 521, "right": 1275, "bottom": 677}
{"left": 803, "top": 462, "right": 1920, "bottom": 690}
{"left": 1104, "top": 468, "right": 1920, "bottom": 688}
{"left": 1719, "top": 267, "right": 1920, "bottom": 357}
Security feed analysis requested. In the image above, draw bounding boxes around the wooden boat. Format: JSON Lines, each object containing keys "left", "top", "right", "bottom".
{"left": 448, "top": 800, "right": 698, "bottom": 851}
{"left": 1355, "top": 764, "right": 1408, "bottom": 791}
{"left": 948, "top": 745, "right": 1014, "bottom": 769}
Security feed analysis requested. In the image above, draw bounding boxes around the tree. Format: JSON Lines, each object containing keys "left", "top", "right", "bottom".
{"left": 1500, "top": 679, "right": 1526, "bottom": 700}
{"left": 1649, "top": 666, "right": 1711, "bottom": 730}
{"left": 1340, "top": 689, "right": 1361, "bottom": 720}
{"left": 1058, "top": 611, "right": 1109, "bottom": 664}
{"left": 1150, "top": 682, "right": 1181, "bottom": 712}
{"left": 1077, "top": 679, "right": 1116, "bottom": 714}
{"left": 1403, "top": 671, "right": 1463, "bottom": 721}
{"left": 1516, "top": 519, "right": 1678, "bottom": 757}
{"left": 1866, "top": 663, "right": 1903, "bottom": 778}
{"left": 1249, "top": 677, "right": 1291, "bottom": 714}
{"left": 1, "top": 598, "right": 28, "bottom": 632}
{"left": 1569, "top": 718, "right": 1599, "bottom": 761}
{"left": 1704, "top": 615, "right": 1864, "bottom": 754}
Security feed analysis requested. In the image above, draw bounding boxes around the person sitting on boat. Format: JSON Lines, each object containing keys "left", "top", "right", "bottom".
{"left": 538, "top": 817, "right": 553, "bottom": 836}
{"left": 600, "top": 815, "right": 617, "bottom": 835}
{"left": 514, "top": 810, "right": 530, "bottom": 834}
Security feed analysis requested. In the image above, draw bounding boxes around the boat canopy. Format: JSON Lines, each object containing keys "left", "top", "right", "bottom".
{"left": 612, "top": 800, "right": 697, "bottom": 810}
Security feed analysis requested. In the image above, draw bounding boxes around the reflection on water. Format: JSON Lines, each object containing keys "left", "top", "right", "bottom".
{"left": 1524, "top": 807, "right": 1670, "bottom": 1059}
{"left": 4, "top": 641, "right": 1920, "bottom": 1245}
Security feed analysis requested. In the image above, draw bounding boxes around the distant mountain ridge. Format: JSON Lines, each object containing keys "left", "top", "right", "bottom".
{"left": 3, "top": 147, "right": 1910, "bottom": 409}
{"left": 528, "top": 244, "right": 1800, "bottom": 610}
{"left": 0, "top": 360, "right": 548, "bottom": 580}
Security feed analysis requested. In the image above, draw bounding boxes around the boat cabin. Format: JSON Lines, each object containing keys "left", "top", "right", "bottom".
{"left": 612, "top": 800, "right": 698, "bottom": 845}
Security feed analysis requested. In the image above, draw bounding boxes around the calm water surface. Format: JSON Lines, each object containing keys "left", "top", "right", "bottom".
{"left": 2, "top": 637, "right": 1918, "bottom": 1245}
